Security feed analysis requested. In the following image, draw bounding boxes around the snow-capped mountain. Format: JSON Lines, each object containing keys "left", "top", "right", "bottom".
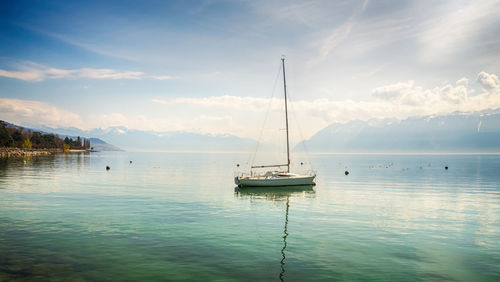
{"left": 295, "top": 109, "right": 500, "bottom": 153}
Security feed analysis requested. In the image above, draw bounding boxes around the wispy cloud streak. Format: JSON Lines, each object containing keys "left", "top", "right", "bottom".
{"left": 418, "top": 0, "right": 500, "bottom": 63}
{"left": 308, "top": 0, "right": 370, "bottom": 65}
{"left": 0, "top": 62, "right": 176, "bottom": 82}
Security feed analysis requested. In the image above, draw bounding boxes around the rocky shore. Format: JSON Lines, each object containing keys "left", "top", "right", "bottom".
{"left": 0, "top": 148, "right": 62, "bottom": 158}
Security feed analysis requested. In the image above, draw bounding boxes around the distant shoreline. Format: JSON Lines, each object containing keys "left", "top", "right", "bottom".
{"left": 0, "top": 148, "right": 95, "bottom": 158}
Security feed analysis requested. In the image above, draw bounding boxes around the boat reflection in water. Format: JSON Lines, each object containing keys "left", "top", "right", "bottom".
{"left": 235, "top": 186, "right": 315, "bottom": 281}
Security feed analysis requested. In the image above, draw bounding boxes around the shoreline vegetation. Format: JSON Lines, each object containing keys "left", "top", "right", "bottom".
{"left": 1, "top": 120, "right": 94, "bottom": 158}
{"left": 0, "top": 148, "right": 93, "bottom": 158}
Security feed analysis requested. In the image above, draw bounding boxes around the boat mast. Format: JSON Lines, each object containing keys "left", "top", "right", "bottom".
{"left": 282, "top": 57, "right": 290, "bottom": 173}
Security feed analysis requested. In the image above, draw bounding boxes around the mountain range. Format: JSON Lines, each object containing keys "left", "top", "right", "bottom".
{"left": 295, "top": 109, "right": 500, "bottom": 153}
{"left": 16, "top": 108, "right": 500, "bottom": 153}
{"left": 27, "top": 125, "right": 258, "bottom": 152}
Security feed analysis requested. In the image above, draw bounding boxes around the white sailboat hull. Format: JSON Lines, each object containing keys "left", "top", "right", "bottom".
{"left": 236, "top": 174, "right": 315, "bottom": 187}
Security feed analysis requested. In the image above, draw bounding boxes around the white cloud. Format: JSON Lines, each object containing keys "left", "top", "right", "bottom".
{"left": 151, "top": 75, "right": 177, "bottom": 80}
{"left": 0, "top": 62, "right": 175, "bottom": 82}
{"left": 367, "top": 72, "right": 500, "bottom": 117}
{"left": 372, "top": 81, "right": 415, "bottom": 100}
{"left": 0, "top": 98, "right": 83, "bottom": 128}
{"left": 0, "top": 62, "right": 144, "bottom": 81}
{"left": 153, "top": 71, "right": 500, "bottom": 138}
{"left": 97, "top": 113, "right": 129, "bottom": 127}
{"left": 372, "top": 80, "right": 470, "bottom": 107}
{"left": 0, "top": 69, "right": 46, "bottom": 81}
{"left": 76, "top": 68, "right": 144, "bottom": 80}
{"left": 151, "top": 98, "right": 168, "bottom": 105}
{"left": 0, "top": 98, "right": 246, "bottom": 139}
{"left": 456, "top": 77, "right": 469, "bottom": 87}
{"left": 152, "top": 95, "right": 284, "bottom": 112}
{"left": 477, "top": 71, "right": 499, "bottom": 91}
{"left": 192, "top": 115, "right": 236, "bottom": 135}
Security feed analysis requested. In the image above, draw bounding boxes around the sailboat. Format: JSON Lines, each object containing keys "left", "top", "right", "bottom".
{"left": 235, "top": 58, "right": 316, "bottom": 187}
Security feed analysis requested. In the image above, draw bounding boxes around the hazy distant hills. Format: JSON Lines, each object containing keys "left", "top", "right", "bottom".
{"left": 296, "top": 109, "right": 500, "bottom": 153}
{"left": 21, "top": 108, "right": 500, "bottom": 153}
{"left": 30, "top": 126, "right": 258, "bottom": 152}
{"left": 87, "top": 138, "right": 122, "bottom": 152}
{"left": 2, "top": 121, "right": 121, "bottom": 151}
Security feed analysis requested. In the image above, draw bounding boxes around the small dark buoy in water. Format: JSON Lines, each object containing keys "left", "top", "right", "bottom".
{"left": 106, "top": 166, "right": 110, "bottom": 170}
{"left": 445, "top": 166, "right": 448, "bottom": 170}
{"left": 300, "top": 162, "right": 303, "bottom": 165}
{"left": 130, "top": 160, "right": 132, "bottom": 164}
{"left": 345, "top": 170, "right": 349, "bottom": 176}
{"left": 236, "top": 163, "right": 240, "bottom": 167}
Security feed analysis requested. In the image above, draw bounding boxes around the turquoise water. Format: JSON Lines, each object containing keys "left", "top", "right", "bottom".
{"left": 1, "top": 152, "right": 500, "bottom": 281}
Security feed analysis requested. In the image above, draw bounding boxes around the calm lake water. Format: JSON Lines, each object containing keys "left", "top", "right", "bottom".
{"left": 1, "top": 152, "right": 499, "bottom": 281}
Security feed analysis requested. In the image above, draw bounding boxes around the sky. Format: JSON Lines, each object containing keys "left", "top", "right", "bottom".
{"left": 1, "top": 0, "right": 500, "bottom": 144}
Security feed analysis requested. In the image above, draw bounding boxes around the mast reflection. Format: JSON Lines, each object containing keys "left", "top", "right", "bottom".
{"left": 280, "top": 195, "right": 289, "bottom": 282}
{"left": 235, "top": 186, "right": 315, "bottom": 281}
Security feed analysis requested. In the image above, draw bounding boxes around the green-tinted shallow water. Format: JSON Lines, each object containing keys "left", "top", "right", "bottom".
{"left": 1, "top": 152, "right": 499, "bottom": 281}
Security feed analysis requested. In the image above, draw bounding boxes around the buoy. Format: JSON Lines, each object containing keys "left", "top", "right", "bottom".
{"left": 300, "top": 162, "right": 303, "bottom": 165}
{"left": 106, "top": 166, "right": 110, "bottom": 170}
{"left": 345, "top": 170, "right": 349, "bottom": 175}
{"left": 130, "top": 160, "right": 132, "bottom": 164}
{"left": 236, "top": 164, "right": 240, "bottom": 167}
{"left": 445, "top": 166, "right": 448, "bottom": 170}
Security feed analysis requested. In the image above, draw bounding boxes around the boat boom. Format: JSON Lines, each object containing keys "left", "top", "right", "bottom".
{"left": 251, "top": 164, "right": 289, "bottom": 169}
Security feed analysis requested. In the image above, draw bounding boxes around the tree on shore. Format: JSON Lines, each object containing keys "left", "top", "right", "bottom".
{"left": 0, "top": 120, "right": 91, "bottom": 150}
{"left": 84, "top": 138, "right": 91, "bottom": 149}
{"left": 22, "top": 138, "right": 32, "bottom": 149}
{"left": 0, "top": 122, "right": 14, "bottom": 147}
{"left": 64, "top": 136, "right": 90, "bottom": 149}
